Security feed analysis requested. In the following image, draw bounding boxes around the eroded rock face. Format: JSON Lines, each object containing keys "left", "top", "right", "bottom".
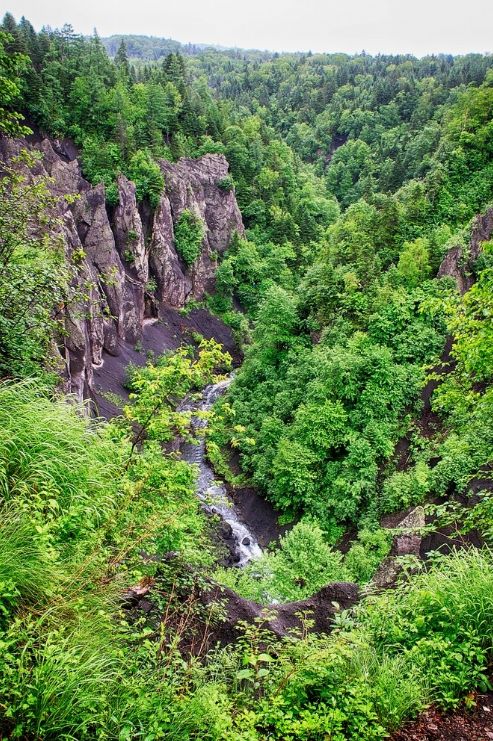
{"left": 370, "top": 506, "right": 426, "bottom": 591}
{"left": 438, "top": 208, "right": 493, "bottom": 293}
{"left": 0, "top": 136, "right": 243, "bottom": 401}
{"left": 151, "top": 154, "right": 244, "bottom": 309}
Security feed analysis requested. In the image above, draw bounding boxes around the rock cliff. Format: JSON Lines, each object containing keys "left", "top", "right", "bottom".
{"left": 438, "top": 207, "right": 493, "bottom": 293}
{"left": 0, "top": 136, "right": 244, "bottom": 401}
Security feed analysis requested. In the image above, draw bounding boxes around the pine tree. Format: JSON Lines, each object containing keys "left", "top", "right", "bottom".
{"left": 162, "top": 52, "right": 187, "bottom": 97}
{"left": 114, "top": 38, "right": 130, "bottom": 82}
{"left": 1, "top": 12, "right": 26, "bottom": 54}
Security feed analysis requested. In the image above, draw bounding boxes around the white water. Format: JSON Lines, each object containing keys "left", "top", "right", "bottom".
{"left": 180, "top": 376, "right": 262, "bottom": 567}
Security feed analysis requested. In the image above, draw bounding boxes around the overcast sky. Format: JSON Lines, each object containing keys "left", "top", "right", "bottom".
{"left": 2, "top": 0, "right": 492, "bottom": 56}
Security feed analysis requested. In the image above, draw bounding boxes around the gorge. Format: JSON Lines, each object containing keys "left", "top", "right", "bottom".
{"left": 1, "top": 15, "right": 493, "bottom": 740}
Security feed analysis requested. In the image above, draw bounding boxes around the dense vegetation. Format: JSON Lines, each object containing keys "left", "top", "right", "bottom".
{"left": 1, "top": 11, "right": 493, "bottom": 739}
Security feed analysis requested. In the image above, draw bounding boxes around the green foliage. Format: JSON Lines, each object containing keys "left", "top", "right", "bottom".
{"left": 124, "top": 338, "right": 231, "bottom": 448}
{"left": 396, "top": 237, "right": 431, "bottom": 288}
{"left": 344, "top": 527, "right": 393, "bottom": 583}
{"left": 0, "top": 153, "right": 73, "bottom": 380}
{"left": 380, "top": 462, "right": 432, "bottom": 515}
{"left": 218, "top": 174, "right": 234, "bottom": 191}
{"left": 0, "top": 508, "right": 53, "bottom": 619}
{"left": 214, "top": 235, "right": 296, "bottom": 313}
{"left": 326, "top": 139, "right": 376, "bottom": 207}
{"left": 362, "top": 549, "right": 493, "bottom": 708}
{"left": 127, "top": 148, "right": 164, "bottom": 207}
{"left": 174, "top": 209, "right": 205, "bottom": 267}
{"left": 80, "top": 135, "right": 122, "bottom": 203}
{"left": 0, "top": 380, "right": 124, "bottom": 556}
{"left": 447, "top": 259, "right": 493, "bottom": 382}
{"left": 213, "top": 321, "right": 439, "bottom": 528}
{"left": 0, "top": 30, "right": 31, "bottom": 136}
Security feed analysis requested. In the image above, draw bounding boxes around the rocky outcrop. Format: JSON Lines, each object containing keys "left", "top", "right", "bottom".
{"left": 438, "top": 208, "right": 493, "bottom": 293}
{"left": 149, "top": 155, "right": 243, "bottom": 310}
{"left": 0, "top": 135, "right": 243, "bottom": 401}
{"left": 123, "top": 568, "right": 360, "bottom": 652}
{"left": 198, "top": 581, "right": 360, "bottom": 645}
{"left": 370, "top": 506, "right": 426, "bottom": 591}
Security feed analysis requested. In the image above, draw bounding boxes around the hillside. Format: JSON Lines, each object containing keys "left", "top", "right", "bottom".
{"left": 0, "top": 12, "right": 493, "bottom": 740}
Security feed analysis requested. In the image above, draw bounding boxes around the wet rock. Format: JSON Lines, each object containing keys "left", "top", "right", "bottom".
{"left": 242, "top": 537, "right": 251, "bottom": 546}
{"left": 220, "top": 522, "right": 234, "bottom": 539}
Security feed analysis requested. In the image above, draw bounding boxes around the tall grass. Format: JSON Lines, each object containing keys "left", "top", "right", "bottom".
{"left": 0, "top": 379, "right": 210, "bottom": 739}
{"left": 0, "top": 380, "right": 126, "bottom": 553}
{"left": 363, "top": 548, "right": 493, "bottom": 648}
{"left": 0, "top": 507, "right": 54, "bottom": 609}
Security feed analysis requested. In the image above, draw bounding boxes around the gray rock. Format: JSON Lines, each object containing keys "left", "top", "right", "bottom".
{"left": 0, "top": 135, "right": 244, "bottom": 402}
{"left": 150, "top": 154, "right": 244, "bottom": 307}
{"left": 113, "top": 175, "right": 148, "bottom": 343}
{"left": 396, "top": 505, "right": 426, "bottom": 531}
{"left": 370, "top": 506, "right": 426, "bottom": 591}
{"left": 438, "top": 208, "right": 493, "bottom": 294}
{"left": 220, "top": 522, "right": 234, "bottom": 539}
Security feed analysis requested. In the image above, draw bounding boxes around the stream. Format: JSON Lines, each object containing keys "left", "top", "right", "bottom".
{"left": 180, "top": 375, "right": 263, "bottom": 567}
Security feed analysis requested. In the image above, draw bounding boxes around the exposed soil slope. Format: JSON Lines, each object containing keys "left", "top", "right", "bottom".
{"left": 393, "top": 692, "right": 493, "bottom": 741}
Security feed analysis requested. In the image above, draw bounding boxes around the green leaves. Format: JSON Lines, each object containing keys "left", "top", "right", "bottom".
{"left": 174, "top": 209, "right": 205, "bottom": 267}
{"left": 124, "top": 338, "right": 231, "bottom": 447}
{"left": 127, "top": 148, "right": 164, "bottom": 207}
{"left": 396, "top": 237, "right": 431, "bottom": 288}
{"left": 0, "top": 30, "right": 31, "bottom": 136}
{"left": 0, "top": 153, "right": 73, "bottom": 380}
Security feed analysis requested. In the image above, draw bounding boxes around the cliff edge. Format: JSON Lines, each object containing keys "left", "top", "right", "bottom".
{"left": 0, "top": 136, "right": 244, "bottom": 401}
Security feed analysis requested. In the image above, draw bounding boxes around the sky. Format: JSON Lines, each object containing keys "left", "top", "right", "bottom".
{"left": 2, "top": 0, "right": 492, "bottom": 56}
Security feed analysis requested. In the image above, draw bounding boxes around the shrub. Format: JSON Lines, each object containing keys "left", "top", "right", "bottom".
{"left": 380, "top": 462, "right": 432, "bottom": 514}
{"left": 344, "top": 528, "right": 393, "bottom": 583}
{"left": 174, "top": 209, "right": 205, "bottom": 267}
{"left": 127, "top": 149, "right": 164, "bottom": 207}
{"left": 218, "top": 175, "right": 234, "bottom": 192}
{"left": 362, "top": 548, "right": 493, "bottom": 708}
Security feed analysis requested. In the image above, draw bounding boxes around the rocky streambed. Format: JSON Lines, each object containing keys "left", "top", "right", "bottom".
{"left": 180, "top": 375, "right": 263, "bottom": 567}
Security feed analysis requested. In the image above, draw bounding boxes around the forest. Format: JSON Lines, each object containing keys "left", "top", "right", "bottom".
{"left": 1, "top": 10, "right": 493, "bottom": 739}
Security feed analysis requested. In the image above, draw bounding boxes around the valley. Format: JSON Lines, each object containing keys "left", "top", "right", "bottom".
{"left": 0, "top": 13, "right": 493, "bottom": 739}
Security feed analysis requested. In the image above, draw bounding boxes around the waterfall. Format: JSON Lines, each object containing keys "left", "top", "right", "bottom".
{"left": 180, "top": 375, "right": 262, "bottom": 567}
